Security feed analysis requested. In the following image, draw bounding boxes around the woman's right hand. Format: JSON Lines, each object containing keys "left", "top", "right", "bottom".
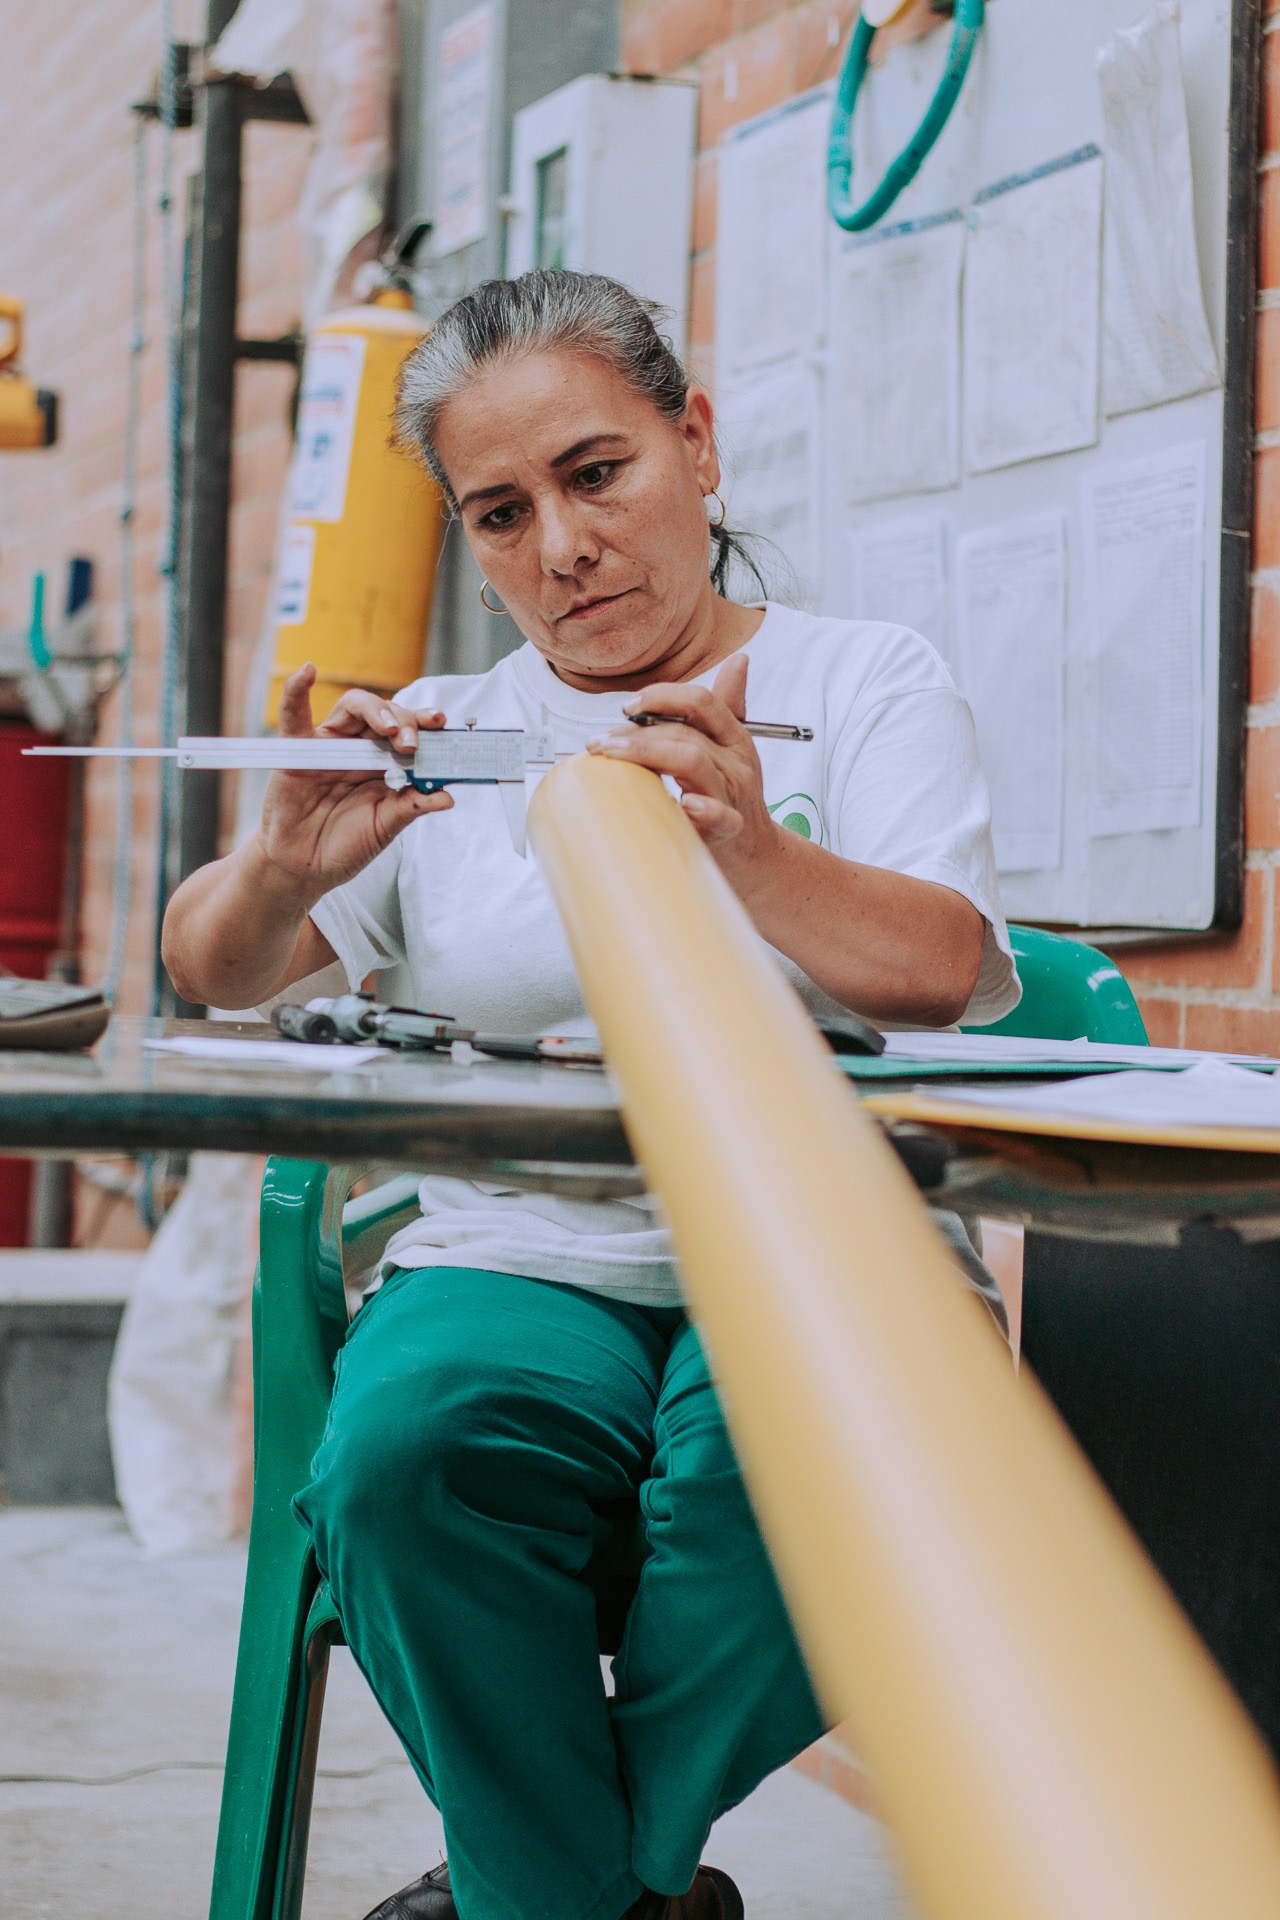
{"left": 256, "top": 664, "right": 455, "bottom": 904}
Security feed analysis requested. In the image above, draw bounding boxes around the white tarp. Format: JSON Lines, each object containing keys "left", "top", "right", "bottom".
{"left": 108, "top": 1155, "right": 260, "bottom": 1553}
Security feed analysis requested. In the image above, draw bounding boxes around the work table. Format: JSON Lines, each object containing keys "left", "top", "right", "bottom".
{"left": 7, "top": 1017, "right": 1280, "bottom": 1244}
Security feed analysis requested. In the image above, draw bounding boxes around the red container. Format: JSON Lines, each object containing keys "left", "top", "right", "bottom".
{"left": 0, "top": 721, "right": 72, "bottom": 1243}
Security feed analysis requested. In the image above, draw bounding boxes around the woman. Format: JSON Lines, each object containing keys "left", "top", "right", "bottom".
{"left": 164, "top": 269, "right": 1018, "bottom": 1920}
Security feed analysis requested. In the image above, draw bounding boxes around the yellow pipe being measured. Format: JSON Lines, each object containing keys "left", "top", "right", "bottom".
{"left": 528, "top": 754, "right": 1280, "bottom": 1920}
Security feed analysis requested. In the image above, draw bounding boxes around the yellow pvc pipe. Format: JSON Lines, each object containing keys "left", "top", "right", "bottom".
{"left": 528, "top": 754, "right": 1280, "bottom": 1920}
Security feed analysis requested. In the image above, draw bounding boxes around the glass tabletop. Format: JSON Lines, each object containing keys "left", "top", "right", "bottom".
{"left": 7, "top": 1016, "right": 1280, "bottom": 1239}
{"left": 0, "top": 1017, "right": 633, "bottom": 1183}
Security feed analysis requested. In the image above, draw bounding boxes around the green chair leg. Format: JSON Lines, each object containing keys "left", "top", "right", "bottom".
{"left": 209, "top": 1160, "right": 360, "bottom": 1920}
{"left": 275, "top": 1585, "right": 345, "bottom": 1920}
{"left": 209, "top": 1531, "right": 321, "bottom": 1920}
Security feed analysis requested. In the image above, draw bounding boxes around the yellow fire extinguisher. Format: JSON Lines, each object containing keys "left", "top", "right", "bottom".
{"left": 265, "top": 284, "right": 446, "bottom": 722}
{"left": 0, "top": 296, "right": 58, "bottom": 450}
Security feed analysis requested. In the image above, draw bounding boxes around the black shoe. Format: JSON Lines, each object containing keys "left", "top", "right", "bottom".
{"left": 360, "top": 1860, "right": 457, "bottom": 1920}
{"left": 623, "top": 1866, "right": 745, "bottom": 1919}
{"left": 701, "top": 1869, "right": 744, "bottom": 1919}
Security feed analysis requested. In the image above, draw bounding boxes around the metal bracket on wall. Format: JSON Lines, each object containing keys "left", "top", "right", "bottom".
{"left": 235, "top": 334, "right": 303, "bottom": 366}
{"left": 133, "top": 44, "right": 311, "bottom": 127}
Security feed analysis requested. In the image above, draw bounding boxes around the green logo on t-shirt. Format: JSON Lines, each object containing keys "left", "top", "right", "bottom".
{"left": 769, "top": 792, "right": 824, "bottom": 846}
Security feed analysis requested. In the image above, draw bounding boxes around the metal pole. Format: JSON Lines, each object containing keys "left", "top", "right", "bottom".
{"left": 160, "top": 0, "right": 242, "bottom": 1015}
{"left": 26, "top": 745, "right": 85, "bottom": 1247}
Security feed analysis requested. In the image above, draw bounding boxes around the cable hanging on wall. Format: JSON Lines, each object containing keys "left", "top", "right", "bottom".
{"left": 827, "top": 0, "right": 985, "bottom": 233}
{"left": 103, "top": 107, "right": 150, "bottom": 1005}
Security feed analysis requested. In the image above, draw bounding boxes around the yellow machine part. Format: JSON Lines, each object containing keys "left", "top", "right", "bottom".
{"left": 0, "top": 377, "right": 52, "bottom": 450}
{"left": 862, "top": 0, "right": 917, "bottom": 25}
{"left": 265, "top": 289, "right": 446, "bottom": 723}
{"left": 0, "top": 295, "right": 56, "bottom": 450}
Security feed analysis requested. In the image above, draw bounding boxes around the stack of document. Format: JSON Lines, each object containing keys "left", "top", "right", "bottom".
{"left": 925, "top": 1058, "right": 1280, "bottom": 1133}
{"left": 841, "top": 1032, "right": 1280, "bottom": 1085}
{"left": 881, "top": 1033, "right": 1278, "bottom": 1073}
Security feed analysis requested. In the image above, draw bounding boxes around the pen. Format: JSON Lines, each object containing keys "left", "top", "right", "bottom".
{"left": 627, "top": 713, "right": 814, "bottom": 742}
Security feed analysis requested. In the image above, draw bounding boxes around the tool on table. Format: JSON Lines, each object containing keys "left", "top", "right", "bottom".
{"left": 466, "top": 1031, "right": 605, "bottom": 1065}
{"left": 28, "top": 717, "right": 814, "bottom": 854}
{"left": 0, "top": 977, "right": 110, "bottom": 1050}
{"left": 274, "top": 993, "right": 606, "bottom": 1065}
{"left": 272, "top": 990, "right": 880, "bottom": 1070}
{"left": 270, "top": 1003, "right": 339, "bottom": 1045}
{"left": 628, "top": 713, "right": 814, "bottom": 742}
{"left": 274, "top": 993, "right": 470, "bottom": 1050}
{"left": 473, "top": 1017, "right": 876, "bottom": 1064}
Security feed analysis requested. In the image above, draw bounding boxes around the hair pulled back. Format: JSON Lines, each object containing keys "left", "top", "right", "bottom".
{"left": 394, "top": 269, "right": 761, "bottom": 599}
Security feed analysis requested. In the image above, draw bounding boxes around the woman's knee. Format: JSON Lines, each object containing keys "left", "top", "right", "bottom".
{"left": 646, "top": 1345, "right": 759, "bottom": 1547}
{"left": 300, "top": 1348, "right": 502, "bottom": 1540}
{"left": 303, "top": 1342, "right": 592, "bottom": 1553}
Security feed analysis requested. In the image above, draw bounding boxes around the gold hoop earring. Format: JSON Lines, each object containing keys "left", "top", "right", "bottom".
{"left": 479, "top": 579, "right": 506, "bottom": 614}
{"left": 706, "top": 490, "right": 727, "bottom": 530}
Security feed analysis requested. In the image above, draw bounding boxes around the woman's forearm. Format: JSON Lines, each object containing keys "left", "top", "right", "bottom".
{"left": 738, "top": 828, "right": 985, "bottom": 1026}
{"left": 584, "top": 666, "right": 987, "bottom": 1025}
{"left": 161, "top": 836, "right": 333, "bottom": 1010}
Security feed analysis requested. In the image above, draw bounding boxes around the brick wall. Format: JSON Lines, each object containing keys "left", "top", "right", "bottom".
{"left": 621, "top": 0, "right": 1280, "bottom": 1045}
{"left": 623, "top": 0, "right": 860, "bottom": 389}
{"left": 1119, "top": 0, "right": 1280, "bottom": 1051}
{"left": 0, "top": 0, "right": 311, "bottom": 1019}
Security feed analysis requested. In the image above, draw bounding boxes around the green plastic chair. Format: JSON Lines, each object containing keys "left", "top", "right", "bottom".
{"left": 965, "top": 924, "right": 1148, "bottom": 1046}
{"left": 210, "top": 925, "right": 1146, "bottom": 1918}
{"left": 209, "top": 1161, "right": 423, "bottom": 1920}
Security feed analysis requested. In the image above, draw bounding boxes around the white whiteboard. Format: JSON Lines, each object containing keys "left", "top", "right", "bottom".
{"left": 714, "top": 0, "right": 1253, "bottom": 932}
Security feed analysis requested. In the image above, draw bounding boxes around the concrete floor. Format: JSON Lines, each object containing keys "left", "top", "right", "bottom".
{"left": 0, "top": 1509, "right": 918, "bottom": 1920}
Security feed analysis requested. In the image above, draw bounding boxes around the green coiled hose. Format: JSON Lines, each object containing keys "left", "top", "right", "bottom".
{"left": 827, "top": 0, "right": 985, "bottom": 233}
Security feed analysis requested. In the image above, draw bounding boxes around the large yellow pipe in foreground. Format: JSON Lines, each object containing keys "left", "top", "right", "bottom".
{"left": 528, "top": 754, "right": 1280, "bottom": 1920}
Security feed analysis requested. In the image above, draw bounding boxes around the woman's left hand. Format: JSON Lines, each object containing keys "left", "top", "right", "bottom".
{"left": 586, "top": 654, "right": 782, "bottom": 896}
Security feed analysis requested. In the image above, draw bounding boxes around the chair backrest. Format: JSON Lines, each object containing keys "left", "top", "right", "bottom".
{"left": 341, "top": 1173, "right": 424, "bottom": 1277}
{"left": 963, "top": 924, "right": 1148, "bottom": 1046}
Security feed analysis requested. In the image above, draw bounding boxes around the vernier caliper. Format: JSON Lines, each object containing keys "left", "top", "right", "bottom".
{"left": 26, "top": 729, "right": 556, "bottom": 856}
{"left": 26, "top": 715, "right": 813, "bottom": 859}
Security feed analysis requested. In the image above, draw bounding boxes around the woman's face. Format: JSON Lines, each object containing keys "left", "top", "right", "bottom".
{"left": 431, "top": 347, "right": 723, "bottom": 687}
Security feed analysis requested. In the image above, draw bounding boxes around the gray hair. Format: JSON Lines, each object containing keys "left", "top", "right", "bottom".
{"left": 394, "top": 269, "right": 763, "bottom": 598}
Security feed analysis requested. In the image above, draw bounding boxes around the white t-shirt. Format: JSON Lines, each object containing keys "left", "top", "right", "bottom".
{"left": 310, "top": 603, "right": 1019, "bottom": 1305}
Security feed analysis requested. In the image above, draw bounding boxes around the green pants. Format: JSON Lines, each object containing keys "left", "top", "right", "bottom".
{"left": 294, "top": 1265, "right": 825, "bottom": 1920}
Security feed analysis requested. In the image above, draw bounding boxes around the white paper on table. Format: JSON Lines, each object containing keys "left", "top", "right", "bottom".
{"left": 851, "top": 514, "right": 949, "bottom": 663}
{"left": 287, "top": 334, "right": 366, "bottom": 523}
{"left": 434, "top": 3, "right": 494, "bottom": 255}
{"left": 954, "top": 514, "right": 1066, "bottom": 873}
{"left": 1083, "top": 438, "right": 1205, "bottom": 836}
{"left": 883, "top": 1031, "right": 1277, "bottom": 1072}
{"left": 716, "top": 92, "right": 828, "bottom": 382}
{"left": 717, "top": 362, "right": 824, "bottom": 609}
{"left": 831, "top": 212, "right": 964, "bottom": 505}
{"left": 930, "top": 1058, "right": 1280, "bottom": 1132}
{"left": 963, "top": 148, "right": 1104, "bottom": 474}
{"left": 145, "top": 1038, "right": 382, "bottom": 1071}
{"left": 1098, "top": 2, "right": 1219, "bottom": 417}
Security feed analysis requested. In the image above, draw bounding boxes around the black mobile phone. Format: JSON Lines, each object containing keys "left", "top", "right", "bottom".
{"left": 814, "top": 1011, "right": 886, "bottom": 1058}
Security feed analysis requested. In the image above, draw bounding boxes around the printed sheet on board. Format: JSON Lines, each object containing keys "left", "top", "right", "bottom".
{"left": 713, "top": 0, "right": 1244, "bottom": 932}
